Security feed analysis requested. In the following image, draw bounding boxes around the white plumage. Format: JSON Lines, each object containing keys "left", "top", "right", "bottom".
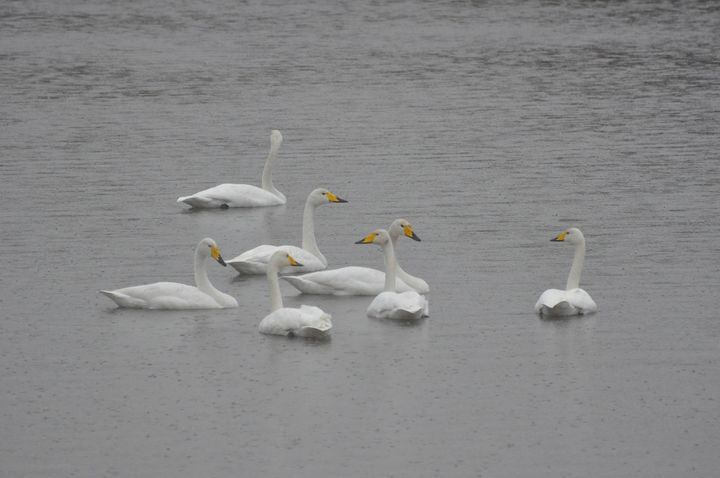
{"left": 535, "top": 227, "right": 597, "bottom": 317}
{"left": 258, "top": 250, "right": 332, "bottom": 338}
{"left": 100, "top": 238, "right": 238, "bottom": 310}
{"left": 177, "top": 130, "right": 286, "bottom": 208}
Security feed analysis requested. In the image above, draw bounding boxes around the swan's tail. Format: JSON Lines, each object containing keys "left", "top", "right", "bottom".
{"left": 99, "top": 290, "right": 143, "bottom": 308}
{"left": 177, "top": 195, "right": 225, "bottom": 208}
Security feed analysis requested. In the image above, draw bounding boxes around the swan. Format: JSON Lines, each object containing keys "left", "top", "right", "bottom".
{"left": 227, "top": 188, "right": 348, "bottom": 274}
{"left": 100, "top": 238, "right": 238, "bottom": 309}
{"left": 258, "top": 251, "right": 332, "bottom": 337}
{"left": 535, "top": 227, "right": 598, "bottom": 317}
{"left": 177, "top": 130, "right": 286, "bottom": 208}
{"left": 355, "top": 229, "right": 428, "bottom": 320}
{"left": 281, "top": 218, "right": 429, "bottom": 295}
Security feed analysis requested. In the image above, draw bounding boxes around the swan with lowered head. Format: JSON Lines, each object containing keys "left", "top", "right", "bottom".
{"left": 281, "top": 218, "right": 429, "bottom": 295}
{"left": 535, "top": 227, "right": 597, "bottom": 317}
{"left": 258, "top": 250, "right": 332, "bottom": 337}
{"left": 355, "top": 229, "right": 428, "bottom": 320}
{"left": 227, "top": 188, "right": 348, "bottom": 274}
{"left": 177, "top": 130, "right": 286, "bottom": 208}
{"left": 100, "top": 238, "right": 238, "bottom": 309}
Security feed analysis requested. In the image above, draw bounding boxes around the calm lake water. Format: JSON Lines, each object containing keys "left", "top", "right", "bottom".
{"left": 1, "top": 1, "right": 719, "bottom": 476}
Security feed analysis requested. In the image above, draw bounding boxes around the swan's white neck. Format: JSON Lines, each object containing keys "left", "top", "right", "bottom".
{"left": 301, "top": 199, "right": 327, "bottom": 266}
{"left": 193, "top": 248, "right": 224, "bottom": 303}
{"left": 390, "top": 235, "right": 424, "bottom": 291}
{"left": 266, "top": 262, "right": 283, "bottom": 312}
{"left": 566, "top": 240, "right": 585, "bottom": 290}
{"left": 260, "top": 140, "right": 284, "bottom": 201}
{"left": 382, "top": 240, "right": 398, "bottom": 293}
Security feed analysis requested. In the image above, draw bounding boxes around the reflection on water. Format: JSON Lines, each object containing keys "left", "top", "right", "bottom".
{"left": 1, "top": 0, "right": 719, "bottom": 477}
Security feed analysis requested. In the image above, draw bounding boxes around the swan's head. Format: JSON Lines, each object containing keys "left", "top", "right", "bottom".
{"left": 551, "top": 227, "right": 585, "bottom": 245}
{"left": 309, "top": 188, "right": 348, "bottom": 206}
{"left": 355, "top": 229, "right": 391, "bottom": 246}
{"left": 270, "top": 129, "right": 283, "bottom": 146}
{"left": 389, "top": 218, "right": 421, "bottom": 242}
{"left": 198, "top": 238, "right": 227, "bottom": 266}
{"left": 269, "top": 250, "right": 304, "bottom": 268}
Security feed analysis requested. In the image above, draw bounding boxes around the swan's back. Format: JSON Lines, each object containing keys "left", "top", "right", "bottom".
{"left": 281, "top": 266, "right": 416, "bottom": 296}
{"left": 100, "top": 282, "right": 224, "bottom": 309}
{"left": 259, "top": 306, "right": 332, "bottom": 337}
{"left": 228, "top": 245, "right": 326, "bottom": 274}
{"left": 367, "top": 291, "right": 426, "bottom": 320}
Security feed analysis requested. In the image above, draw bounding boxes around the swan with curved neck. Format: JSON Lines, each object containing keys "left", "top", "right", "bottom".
{"left": 227, "top": 188, "right": 348, "bottom": 274}
{"left": 355, "top": 229, "right": 428, "bottom": 320}
{"left": 177, "top": 130, "right": 286, "bottom": 208}
{"left": 258, "top": 251, "right": 332, "bottom": 337}
{"left": 100, "top": 238, "right": 238, "bottom": 309}
{"left": 534, "top": 227, "right": 597, "bottom": 317}
{"left": 282, "top": 219, "right": 429, "bottom": 295}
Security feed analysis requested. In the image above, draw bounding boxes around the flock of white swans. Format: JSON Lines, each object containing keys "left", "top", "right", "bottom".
{"left": 101, "top": 130, "right": 597, "bottom": 338}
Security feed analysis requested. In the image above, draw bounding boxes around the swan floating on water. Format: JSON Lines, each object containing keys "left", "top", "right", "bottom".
{"left": 100, "top": 238, "right": 238, "bottom": 309}
{"left": 177, "top": 130, "right": 286, "bottom": 208}
{"left": 535, "top": 227, "right": 597, "bottom": 317}
{"left": 258, "top": 250, "right": 332, "bottom": 338}
{"left": 355, "top": 229, "right": 428, "bottom": 320}
{"left": 227, "top": 188, "right": 348, "bottom": 274}
{"left": 282, "top": 218, "right": 429, "bottom": 295}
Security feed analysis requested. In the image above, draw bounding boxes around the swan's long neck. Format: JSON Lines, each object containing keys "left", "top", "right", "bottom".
{"left": 260, "top": 140, "right": 284, "bottom": 200}
{"left": 566, "top": 240, "right": 585, "bottom": 290}
{"left": 194, "top": 248, "right": 223, "bottom": 301}
{"left": 267, "top": 262, "right": 283, "bottom": 312}
{"left": 382, "top": 240, "right": 398, "bottom": 293}
{"left": 301, "top": 199, "right": 327, "bottom": 266}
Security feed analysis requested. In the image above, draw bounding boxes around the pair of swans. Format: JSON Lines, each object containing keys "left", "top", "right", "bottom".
{"left": 226, "top": 188, "right": 348, "bottom": 274}
{"left": 177, "top": 130, "right": 286, "bottom": 208}
{"left": 355, "top": 229, "right": 428, "bottom": 320}
{"left": 535, "top": 227, "right": 597, "bottom": 317}
{"left": 99, "top": 239, "right": 332, "bottom": 337}
{"left": 282, "top": 218, "right": 430, "bottom": 296}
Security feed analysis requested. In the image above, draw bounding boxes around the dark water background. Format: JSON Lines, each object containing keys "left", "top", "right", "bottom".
{"left": 1, "top": 1, "right": 719, "bottom": 476}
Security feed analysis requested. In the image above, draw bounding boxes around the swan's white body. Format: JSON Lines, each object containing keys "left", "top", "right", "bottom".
{"left": 357, "top": 229, "right": 428, "bottom": 321}
{"left": 100, "top": 238, "right": 238, "bottom": 310}
{"left": 535, "top": 228, "right": 597, "bottom": 317}
{"left": 227, "top": 188, "right": 347, "bottom": 274}
{"left": 258, "top": 251, "right": 332, "bottom": 337}
{"left": 282, "top": 219, "right": 429, "bottom": 296}
{"left": 177, "top": 130, "right": 286, "bottom": 208}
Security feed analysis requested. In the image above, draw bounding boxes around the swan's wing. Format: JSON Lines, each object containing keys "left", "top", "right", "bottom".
{"left": 368, "top": 291, "right": 426, "bottom": 320}
{"left": 178, "top": 184, "right": 284, "bottom": 208}
{"left": 567, "top": 288, "right": 598, "bottom": 314}
{"left": 100, "top": 282, "right": 221, "bottom": 309}
{"left": 534, "top": 289, "right": 578, "bottom": 316}
{"left": 258, "top": 306, "right": 332, "bottom": 336}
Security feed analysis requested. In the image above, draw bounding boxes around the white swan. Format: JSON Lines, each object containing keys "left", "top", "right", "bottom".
{"left": 535, "top": 227, "right": 598, "bottom": 317}
{"left": 281, "top": 218, "right": 429, "bottom": 295}
{"left": 177, "top": 130, "right": 286, "bottom": 208}
{"left": 355, "top": 229, "right": 428, "bottom": 320}
{"left": 227, "top": 188, "right": 348, "bottom": 274}
{"left": 258, "top": 251, "right": 332, "bottom": 337}
{"left": 100, "top": 238, "right": 238, "bottom": 309}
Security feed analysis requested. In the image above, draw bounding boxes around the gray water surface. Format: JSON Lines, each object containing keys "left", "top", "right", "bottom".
{"left": 1, "top": 1, "right": 719, "bottom": 477}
